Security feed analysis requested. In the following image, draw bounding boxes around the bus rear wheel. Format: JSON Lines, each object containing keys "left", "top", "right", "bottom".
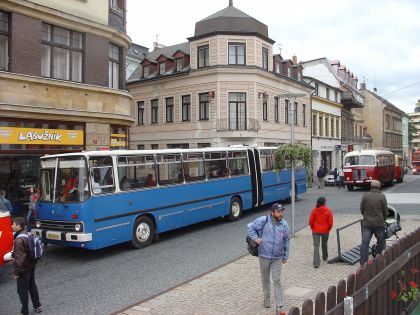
{"left": 227, "top": 197, "right": 242, "bottom": 222}
{"left": 132, "top": 216, "right": 155, "bottom": 249}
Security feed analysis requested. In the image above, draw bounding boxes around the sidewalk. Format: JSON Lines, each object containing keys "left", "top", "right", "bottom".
{"left": 116, "top": 214, "right": 420, "bottom": 315}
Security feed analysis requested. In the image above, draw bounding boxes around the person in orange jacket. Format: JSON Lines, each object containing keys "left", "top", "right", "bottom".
{"left": 309, "top": 197, "right": 334, "bottom": 268}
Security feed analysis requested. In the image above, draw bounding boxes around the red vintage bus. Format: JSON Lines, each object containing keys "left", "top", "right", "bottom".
{"left": 343, "top": 150, "right": 395, "bottom": 191}
{"left": 394, "top": 155, "right": 404, "bottom": 183}
{"left": 0, "top": 210, "right": 13, "bottom": 267}
{"left": 412, "top": 150, "right": 420, "bottom": 175}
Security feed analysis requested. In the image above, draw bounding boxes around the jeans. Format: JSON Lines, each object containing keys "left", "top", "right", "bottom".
{"left": 17, "top": 268, "right": 41, "bottom": 315}
{"left": 312, "top": 232, "right": 329, "bottom": 267}
{"left": 360, "top": 224, "right": 385, "bottom": 265}
{"left": 26, "top": 209, "right": 33, "bottom": 232}
{"left": 259, "top": 257, "right": 284, "bottom": 310}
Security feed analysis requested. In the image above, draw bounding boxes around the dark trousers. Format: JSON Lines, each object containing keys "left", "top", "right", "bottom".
{"left": 17, "top": 268, "right": 41, "bottom": 315}
{"left": 312, "top": 232, "right": 329, "bottom": 267}
{"left": 338, "top": 176, "right": 345, "bottom": 188}
{"left": 360, "top": 225, "right": 386, "bottom": 265}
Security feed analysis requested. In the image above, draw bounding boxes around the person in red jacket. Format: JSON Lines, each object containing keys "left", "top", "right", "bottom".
{"left": 309, "top": 197, "right": 334, "bottom": 268}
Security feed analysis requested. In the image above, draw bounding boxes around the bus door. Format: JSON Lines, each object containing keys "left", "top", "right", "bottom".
{"left": 247, "top": 149, "right": 261, "bottom": 207}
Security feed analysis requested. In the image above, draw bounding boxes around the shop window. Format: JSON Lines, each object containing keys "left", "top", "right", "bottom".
{"left": 41, "top": 23, "right": 83, "bottom": 82}
{"left": 110, "top": 125, "right": 128, "bottom": 149}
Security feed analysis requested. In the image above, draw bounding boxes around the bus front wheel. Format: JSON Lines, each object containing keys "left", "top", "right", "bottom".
{"left": 132, "top": 216, "right": 155, "bottom": 249}
{"left": 227, "top": 197, "right": 242, "bottom": 222}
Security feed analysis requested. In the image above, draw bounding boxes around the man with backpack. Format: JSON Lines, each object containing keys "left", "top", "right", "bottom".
{"left": 247, "top": 203, "right": 290, "bottom": 315}
{"left": 12, "top": 217, "right": 42, "bottom": 315}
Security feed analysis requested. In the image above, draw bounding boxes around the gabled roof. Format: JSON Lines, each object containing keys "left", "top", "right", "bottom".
{"left": 364, "top": 89, "right": 405, "bottom": 114}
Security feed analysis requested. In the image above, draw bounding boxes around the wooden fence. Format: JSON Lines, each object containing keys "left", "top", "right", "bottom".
{"left": 288, "top": 228, "right": 420, "bottom": 315}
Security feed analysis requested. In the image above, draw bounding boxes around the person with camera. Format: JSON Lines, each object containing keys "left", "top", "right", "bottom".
{"left": 246, "top": 203, "right": 290, "bottom": 315}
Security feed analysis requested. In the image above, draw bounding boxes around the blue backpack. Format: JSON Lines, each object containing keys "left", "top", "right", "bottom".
{"left": 16, "top": 233, "right": 43, "bottom": 262}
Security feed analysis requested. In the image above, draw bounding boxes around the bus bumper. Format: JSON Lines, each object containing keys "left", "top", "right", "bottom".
{"left": 32, "top": 229, "right": 92, "bottom": 242}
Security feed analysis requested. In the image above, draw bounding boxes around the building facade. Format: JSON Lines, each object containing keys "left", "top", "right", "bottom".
{"left": 359, "top": 84, "right": 404, "bottom": 155}
{"left": 330, "top": 61, "right": 365, "bottom": 155}
{"left": 408, "top": 100, "right": 420, "bottom": 151}
{"left": 127, "top": 3, "right": 312, "bottom": 150}
{"left": 300, "top": 58, "right": 343, "bottom": 174}
{"left": 0, "top": 0, "right": 132, "bottom": 208}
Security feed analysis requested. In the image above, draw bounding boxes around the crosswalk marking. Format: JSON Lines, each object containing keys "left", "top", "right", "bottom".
{"left": 384, "top": 193, "right": 420, "bottom": 204}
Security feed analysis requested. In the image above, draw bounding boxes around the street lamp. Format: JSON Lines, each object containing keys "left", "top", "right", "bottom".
{"left": 277, "top": 93, "right": 306, "bottom": 237}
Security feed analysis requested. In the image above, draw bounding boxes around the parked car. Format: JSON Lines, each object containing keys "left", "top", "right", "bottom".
{"left": 324, "top": 171, "right": 336, "bottom": 186}
{"left": 0, "top": 210, "right": 13, "bottom": 267}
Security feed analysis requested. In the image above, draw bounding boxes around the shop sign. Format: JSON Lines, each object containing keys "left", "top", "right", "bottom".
{"left": 0, "top": 127, "right": 83, "bottom": 145}
{"left": 110, "top": 133, "right": 127, "bottom": 147}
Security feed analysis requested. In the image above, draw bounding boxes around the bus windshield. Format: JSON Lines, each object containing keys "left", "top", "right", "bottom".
{"left": 344, "top": 155, "right": 375, "bottom": 166}
{"left": 40, "top": 157, "right": 89, "bottom": 203}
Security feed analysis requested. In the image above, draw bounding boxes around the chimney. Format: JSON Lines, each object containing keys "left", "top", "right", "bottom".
{"left": 292, "top": 55, "right": 298, "bottom": 65}
{"left": 229, "top": 0, "right": 233, "bottom": 6}
{"left": 361, "top": 82, "right": 366, "bottom": 90}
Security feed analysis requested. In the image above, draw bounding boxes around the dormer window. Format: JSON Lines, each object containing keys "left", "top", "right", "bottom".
{"left": 228, "top": 43, "right": 245, "bottom": 65}
{"left": 143, "top": 65, "right": 149, "bottom": 78}
{"left": 176, "top": 58, "right": 183, "bottom": 71}
{"left": 297, "top": 72, "right": 302, "bottom": 81}
{"left": 287, "top": 67, "right": 291, "bottom": 78}
{"left": 275, "top": 63, "right": 280, "bottom": 74}
{"left": 159, "top": 63, "right": 165, "bottom": 75}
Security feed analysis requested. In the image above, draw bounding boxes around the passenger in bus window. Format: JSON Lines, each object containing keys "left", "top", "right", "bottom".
{"left": 145, "top": 174, "right": 155, "bottom": 187}
{"left": 63, "top": 168, "right": 79, "bottom": 201}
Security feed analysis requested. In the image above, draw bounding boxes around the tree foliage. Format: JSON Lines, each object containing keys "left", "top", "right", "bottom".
{"left": 274, "top": 144, "right": 312, "bottom": 175}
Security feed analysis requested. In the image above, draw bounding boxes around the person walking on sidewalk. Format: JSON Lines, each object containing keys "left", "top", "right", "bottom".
{"left": 12, "top": 217, "right": 42, "bottom": 315}
{"left": 338, "top": 166, "right": 345, "bottom": 189}
{"left": 247, "top": 203, "right": 290, "bottom": 315}
{"left": 309, "top": 197, "right": 334, "bottom": 268}
{"left": 359, "top": 180, "right": 388, "bottom": 266}
{"left": 316, "top": 166, "right": 326, "bottom": 189}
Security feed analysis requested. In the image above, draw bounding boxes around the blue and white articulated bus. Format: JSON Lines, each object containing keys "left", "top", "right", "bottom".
{"left": 32, "top": 146, "right": 307, "bottom": 250}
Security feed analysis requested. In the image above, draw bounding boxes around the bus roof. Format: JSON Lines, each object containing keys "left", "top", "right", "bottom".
{"left": 344, "top": 149, "right": 394, "bottom": 157}
{"left": 40, "top": 146, "right": 279, "bottom": 160}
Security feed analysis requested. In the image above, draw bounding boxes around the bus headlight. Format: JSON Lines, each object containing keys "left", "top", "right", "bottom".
{"left": 35, "top": 221, "right": 41, "bottom": 228}
{"left": 74, "top": 224, "right": 82, "bottom": 232}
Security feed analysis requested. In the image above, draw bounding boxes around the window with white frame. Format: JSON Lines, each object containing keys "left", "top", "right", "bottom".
{"left": 41, "top": 23, "right": 83, "bottom": 82}
{"left": 176, "top": 58, "right": 183, "bottom": 71}
{"left": 159, "top": 62, "right": 165, "bottom": 75}
{"left": 294, "top": 102, "right": 298, "bottom": 125}
{"left": 275, "top": 63, "right": 280, "bottom": 74}
{"left": 263, "top": 97, "right": 268, "bottom": 121}
{"left": 197, "top": 45, "right": 209, "bottom": 68}
{"left": 326, "top": 87, "right": 330, "bottom": 100}
{"left": 143, "top": 65, "right": 149, "bottom": 78}
{"left": 228, "top": 43, "right": 245, "bottom": 65}
{"left": 287, "top": 67, "right": 291, "bottom": 77}
{"left": 110, "top": 0, "right": 124, "bottom": 14}
{"left": 285, "top": 100, "right": 289, "bottom": 124}
{"left": 0, "top": 11, "right": 8, "bottom": 71}
{"left": 109, "top": 43, "right": 120, "bottom": 88}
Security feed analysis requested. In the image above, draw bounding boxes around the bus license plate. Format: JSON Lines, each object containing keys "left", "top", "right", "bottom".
{"left": 47, "top": 232, "right": 60, "bottom": 240}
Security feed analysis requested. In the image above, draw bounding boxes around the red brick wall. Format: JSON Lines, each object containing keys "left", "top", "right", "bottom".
{"left": 9, "top": 13, "right": 42, "bottom": 76}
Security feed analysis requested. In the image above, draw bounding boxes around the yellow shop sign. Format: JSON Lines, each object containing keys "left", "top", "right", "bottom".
{"left": 0, "top": 127, "right": 84, "bottom": 145}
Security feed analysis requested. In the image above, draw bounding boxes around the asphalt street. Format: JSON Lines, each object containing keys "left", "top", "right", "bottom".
{"left": 0, "top": 175, "right": 418, "bottom": 315}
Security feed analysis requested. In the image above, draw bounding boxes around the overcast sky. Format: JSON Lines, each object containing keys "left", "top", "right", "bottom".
{"left": 127, "top": 0, "right": 420, "bottom": 113}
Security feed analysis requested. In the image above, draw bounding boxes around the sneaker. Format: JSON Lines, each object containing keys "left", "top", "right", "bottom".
{"left": 34, "top": 306, "right": 42, "bottom": 313}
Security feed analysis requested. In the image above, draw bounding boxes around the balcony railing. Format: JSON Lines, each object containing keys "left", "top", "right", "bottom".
{"left": 216, "top": 118, "right": 260, "bottom": 132}
{"left": 341, "top": 91, "right": 364, "bottom": 108}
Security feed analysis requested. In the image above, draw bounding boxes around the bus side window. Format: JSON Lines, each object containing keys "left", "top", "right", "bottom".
{"left": 117, "top": 155, "right": 156, "bottom": 190}
{"left": 260, "top": 149, "right": 274, "bottom": 172}
{"left": 228, "top": 151, "right": 249, "bottom": 176}
{"left": 182, "top": 153, "right": 205, "bottom": 182}
{"left": 205, "top": 152, "right": 228, "bottom": 179}
{"left": 89, "top": 156, "right": 115, "bottom": 193}
{"left": 156, "top": 154, "right": 181, "bottom": 186}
